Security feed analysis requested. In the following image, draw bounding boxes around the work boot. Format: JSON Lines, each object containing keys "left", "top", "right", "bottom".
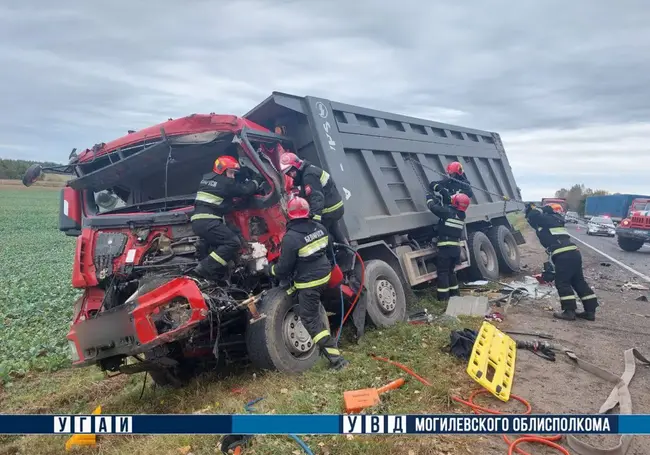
{"left": 553, "top": 309, "right": 576, "bottom": 321}
{"left": 576, "top": 311, "right": 596, "bottom": 321}
{"left": 318, "top": 339, "right": 349, "bottom": 370}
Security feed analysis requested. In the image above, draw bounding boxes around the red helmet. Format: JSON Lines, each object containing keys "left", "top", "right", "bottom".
{"left": 287, "top": 196, "right": 310, "bottom": 220}
{"left": 213, "top": 155, "right": 240, "bottom": 175}
{"left": 451, "top": 193, "right": 471, "bottom": 212}
{"left": 446, "top": 161, "right": 464, "bottom": 175}
{"left": 280, "top": 152, "right": 303, "bottom": 174}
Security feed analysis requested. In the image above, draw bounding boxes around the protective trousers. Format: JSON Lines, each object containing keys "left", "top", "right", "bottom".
{"left": 322, "top": 206, "right": 348, "bottom": 246}
{"left": 191, "top": 218, "right": 242, "bottom": 275}
{"left": 552, "top": 249, "right": 598, "bottom": 312}
{"left": 294, "top": 284, "right": 345, "bottom": 366}
{"left": 436, "top": 246, "right": 461, "bottom": 301}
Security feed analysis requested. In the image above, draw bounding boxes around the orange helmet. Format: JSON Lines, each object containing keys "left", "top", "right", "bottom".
{"left": 280, "top": 152, "right": 303, "bottom": 174}
{"left": 451, "top": 193, "right": 471, "bottom": 212}
{"left": 213, "top": 155, "right": 240, "bottom": 175}
{"left": 446, "top": 161, "right": 463, "bottom": 176}
{"left": 287, "top": 196, "right": 310, "bottom": 220}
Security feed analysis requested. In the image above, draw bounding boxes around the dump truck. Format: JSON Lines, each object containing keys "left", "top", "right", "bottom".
{"left": 22, "top": 92, "right": 524, "bottom": 386}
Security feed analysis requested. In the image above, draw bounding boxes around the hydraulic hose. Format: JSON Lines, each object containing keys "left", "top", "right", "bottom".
{"left": 451, "top": 390, "right": 568, "bottom": 455}
{"left": 333, "top": 243, "right": 366, "bottom": 340}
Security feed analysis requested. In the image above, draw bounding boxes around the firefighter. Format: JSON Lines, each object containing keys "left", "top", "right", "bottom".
{"left": 264, "top": 196, "right": 349, "bottom": 370}
{"left": 429, "top": 161, "right": 474, "bottom": 203}
{"left": 191, "top": 155, "right": 260, "bottom": 279}
{"left": 525, "top": 203, "right": 598, "bottom": 321}
{"left": 279, "top": 152, "right": 348, "bottom": 246}
{"left": 427, "top": 192, "right": 471, "bottom": 302}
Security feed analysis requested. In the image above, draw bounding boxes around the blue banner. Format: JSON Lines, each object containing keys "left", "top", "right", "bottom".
{"left": 0, "top": 414, "right": 649, "bottom": 435}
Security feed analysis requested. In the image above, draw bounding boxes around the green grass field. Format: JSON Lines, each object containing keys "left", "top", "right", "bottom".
{"left": 0, "top": 188, "right": 79, "bottom": 382}
{"left": 0, "top": 186, "right": 484, "bottom": 455}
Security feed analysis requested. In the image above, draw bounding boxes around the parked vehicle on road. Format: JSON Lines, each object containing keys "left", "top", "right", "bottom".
{"left": 565, "top": 211, "right": 580, "bottom": 224}
{"left": 587, "top": 216, "right": 615, "bottom": 237}
{"left": 21, "top": 92, "right": 525, "bottom": 386}
{"left": 616, "top": 198, "right": 650, "bottom": 251}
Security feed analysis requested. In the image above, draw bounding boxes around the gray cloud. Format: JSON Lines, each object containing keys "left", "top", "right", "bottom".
{"left": 1, "top": 0, "right": 649, "bottom": 199}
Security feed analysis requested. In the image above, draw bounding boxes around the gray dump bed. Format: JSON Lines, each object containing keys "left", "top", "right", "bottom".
{"left": 246, "top": 92, "right": 522, "bottom": 243}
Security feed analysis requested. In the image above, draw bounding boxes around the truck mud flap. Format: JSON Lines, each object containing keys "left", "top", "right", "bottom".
{"left": 511, "top": 230, "right": 526, "bottom": 246}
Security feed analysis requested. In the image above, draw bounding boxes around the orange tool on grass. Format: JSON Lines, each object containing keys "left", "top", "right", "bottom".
{"left": 343, "top": 378, "right": 406, "bottom": 413}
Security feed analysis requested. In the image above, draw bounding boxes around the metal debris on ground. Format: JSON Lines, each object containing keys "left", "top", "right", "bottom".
{"left": 484, "top": 312, "right": 504, "bottom": 322}
{"left": 498, "top": 276, "right": 557, "bottom": 301}
{"left": 464, "top": 280, "right": 489, "bottom": 286}
{"left": 622, "top": 282, "right": 649, "bottom": 291}
{"left": 635, "top": 295, "right": 648, "bottom": 302}
{"left": 504, "top": 330, "right": 554, "bottom": 340}
{"left": 445, "top": 295, "right": 489, "bottom": 317}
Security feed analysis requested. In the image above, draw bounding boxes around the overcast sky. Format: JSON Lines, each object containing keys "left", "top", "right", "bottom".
{"left": 1, "top": 1, "right": 649, "bottom": 200}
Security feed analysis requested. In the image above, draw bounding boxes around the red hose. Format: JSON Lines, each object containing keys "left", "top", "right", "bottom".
{"left": 370, "top": 354, "right": 433, "bottom": 387}
{"left": 335, "top": 251, "right": 365, "bottom": 339}
{"left": 452, "top": 390, "right": 568, "bottom": 455}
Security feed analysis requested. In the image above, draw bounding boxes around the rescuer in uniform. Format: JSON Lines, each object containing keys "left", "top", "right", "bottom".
{"left": 279, "top": 152, "right": 348, "bottom": 246}
{"left": 427, "top": 192, "right": 471, "bottom": 302}
{"left": 429, "top": 161, "right": 474, "bottom": 203}
{"left": 192, "top": 155, "right": 260, "bottom": 279}
{"left": 264, "top": 196, "right": 349, "bottom": 370}
{"left": 525, "top": 203, "right": 599, "bottom": 321}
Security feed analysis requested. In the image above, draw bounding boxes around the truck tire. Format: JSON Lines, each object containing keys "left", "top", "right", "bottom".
{"left": 487, "top": 225, "right": 521, "bottom": 274}
{"left": 246, "top": 287, "right": 329, "bottom": 374}
{"left": 467, "top": 231, "right": 500, "bottom": 281}
{"left": 362, "top": 259, "right": 407, "bottom": 327}
{"left": 617, "top": 236, "right": 644, "bottom": 252}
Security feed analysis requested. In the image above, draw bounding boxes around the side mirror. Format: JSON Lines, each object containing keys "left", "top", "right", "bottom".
{"left": 22, "top": 164, "right": 43, "bottom": 187}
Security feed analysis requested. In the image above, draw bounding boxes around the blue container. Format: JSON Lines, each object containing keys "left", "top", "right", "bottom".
{"left": 585, "top": 194, "right": 650, "bottom": 221}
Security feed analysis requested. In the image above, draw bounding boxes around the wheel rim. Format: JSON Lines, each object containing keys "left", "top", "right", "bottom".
{"left": 282, "top": 309, "right": 314, "bottom": 358}
{"left": 480, "top": 245, "right": 496, "bottom": 271}
{"left": 375, "top": 279, "right": 397, "bottom": 314}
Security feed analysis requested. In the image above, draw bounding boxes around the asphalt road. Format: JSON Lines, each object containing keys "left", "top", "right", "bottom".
{"left": 565, "top": 221, "right": 650, "bottom": 278}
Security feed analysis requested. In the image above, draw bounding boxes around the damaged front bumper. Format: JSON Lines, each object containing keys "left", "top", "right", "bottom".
{"left": 67, "top": 277, "right": 209, "bottom": 368}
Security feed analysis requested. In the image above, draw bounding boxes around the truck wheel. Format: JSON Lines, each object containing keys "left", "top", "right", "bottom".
{"left": 487, "top": 225, "right": 521, "bottom": 274}
{"left": 617, "top": 236, "right": 644, "bottom": 252}
{"left": 467, "top": 231, "right": 499, "bottom": 281}
{"left": 246, "top": 287, "right": 328, "bottom": 374}
{"left": 362, "top": 260, "right": 407, "bottom": 327}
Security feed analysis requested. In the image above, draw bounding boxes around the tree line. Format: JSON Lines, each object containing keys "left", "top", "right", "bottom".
{"left": 0, "top": 158, "right": 62, "bottom": 180}
{"left": 554, "top": 184, "right": 612, "bottom": 215}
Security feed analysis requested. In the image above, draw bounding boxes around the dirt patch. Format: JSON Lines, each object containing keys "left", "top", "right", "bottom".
{"left": 498, "top": 227, "right": 650, "bottom": 454}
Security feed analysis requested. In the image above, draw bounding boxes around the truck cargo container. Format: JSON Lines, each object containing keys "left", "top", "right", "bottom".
{"left": 585, "top": 194, "right": 650, "bottom": 222}
{"left": 22, "top": 91, "right": 525, "bottom": 385}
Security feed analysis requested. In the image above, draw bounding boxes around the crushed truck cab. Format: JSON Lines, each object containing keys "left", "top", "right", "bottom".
{"left": 23, "top": 92, "right": 525, "bottom": 386}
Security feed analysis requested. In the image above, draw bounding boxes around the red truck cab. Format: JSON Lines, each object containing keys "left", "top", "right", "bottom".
{"left": 615, "top": 198, "right": 650, "bottom": 251}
